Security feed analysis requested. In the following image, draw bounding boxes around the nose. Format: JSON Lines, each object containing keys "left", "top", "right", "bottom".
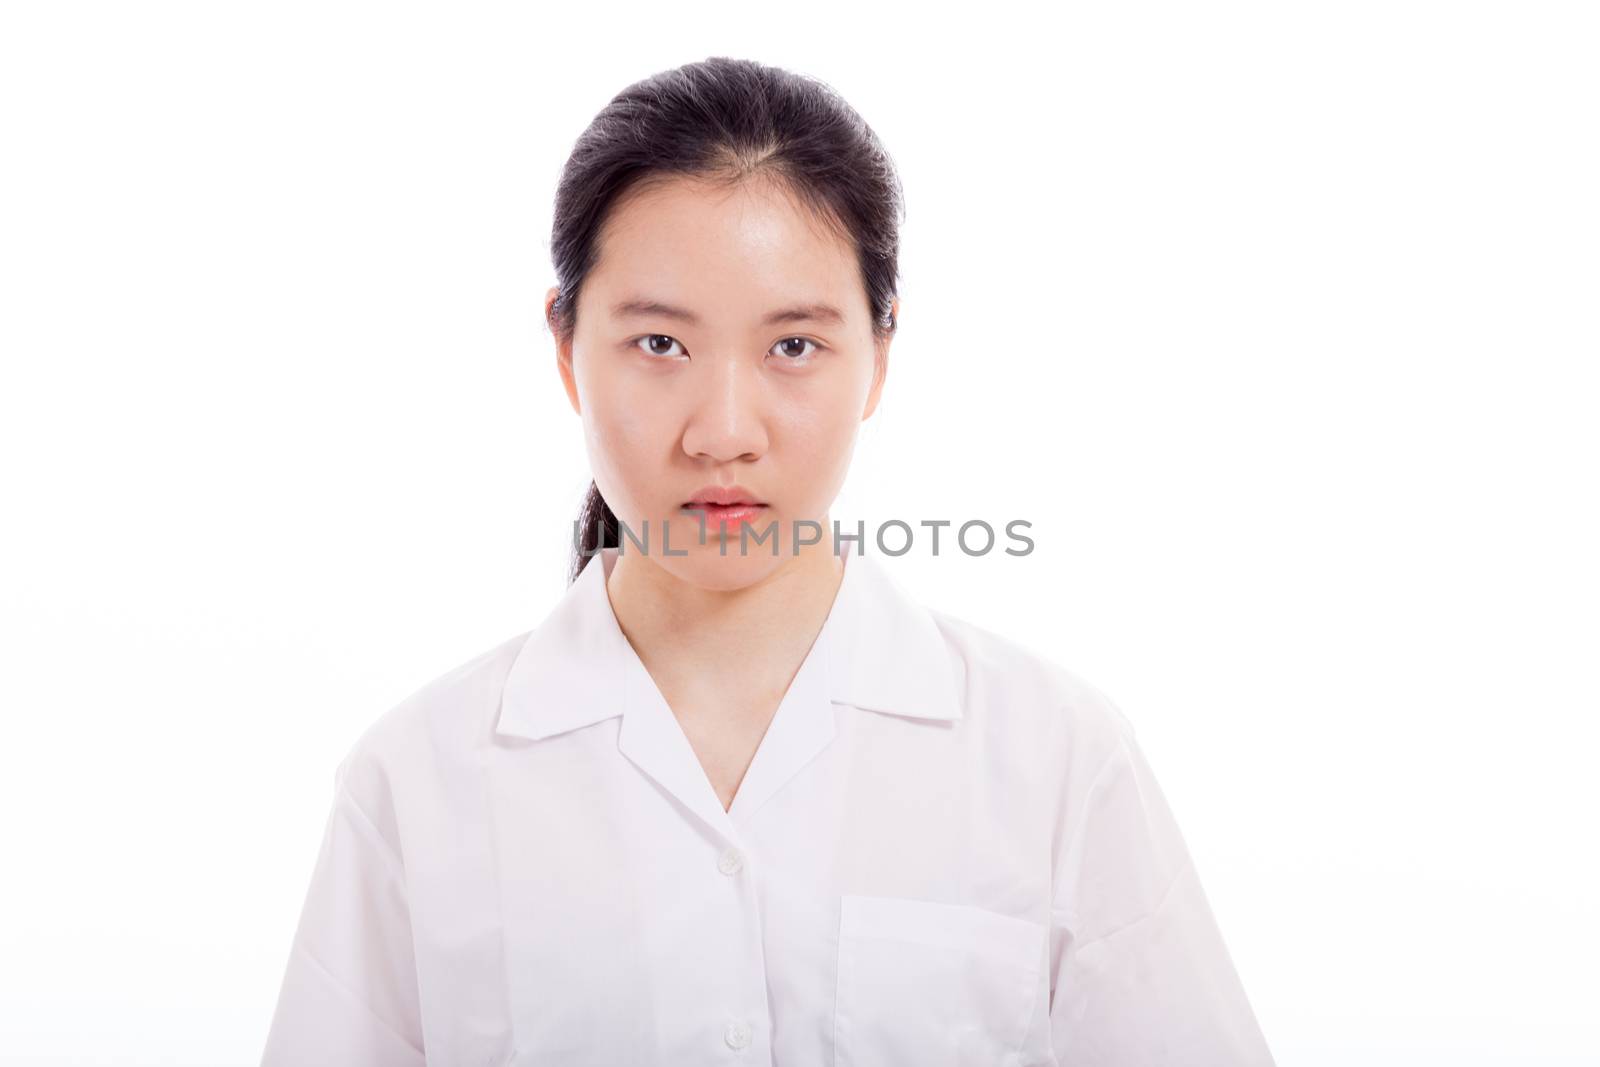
{"left": 681, "top": 355, "right": 770, "bottom": 463}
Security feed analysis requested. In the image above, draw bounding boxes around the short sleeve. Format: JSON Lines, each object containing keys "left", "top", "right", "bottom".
{"left": 1048, "top": 728, "right": 1274, "bottom": 1065}
{"left": 261, "top": 756, "right": 426, "bottom": 1066}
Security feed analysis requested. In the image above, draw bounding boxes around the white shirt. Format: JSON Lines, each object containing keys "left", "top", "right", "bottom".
{"left": 262, "top": 541, "right": 1274, "bottom": 1066}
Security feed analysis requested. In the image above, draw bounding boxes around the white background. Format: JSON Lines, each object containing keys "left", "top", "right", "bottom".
{"left": 2, "top": 2, "right": 1596, "bottom": 1064}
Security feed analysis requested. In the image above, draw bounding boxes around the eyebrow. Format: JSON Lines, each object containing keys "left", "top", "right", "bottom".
{"left": 609, "top": 298, "right": 846, "bottom": 328}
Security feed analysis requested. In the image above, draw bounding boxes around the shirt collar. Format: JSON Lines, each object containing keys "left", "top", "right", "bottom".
{"left": 494, "top": 539, "right": 965, "bottom": 743}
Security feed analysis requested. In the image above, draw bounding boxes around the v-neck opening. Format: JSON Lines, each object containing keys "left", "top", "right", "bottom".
{"left": 600, "top": 542, "right": 859, "bottom": 836}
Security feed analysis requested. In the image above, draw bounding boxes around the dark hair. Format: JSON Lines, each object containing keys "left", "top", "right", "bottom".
{"left": 549, "top": 56, "right": 905, "bottom": 585}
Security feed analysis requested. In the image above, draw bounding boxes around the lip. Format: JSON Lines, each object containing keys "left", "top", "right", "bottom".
{"left": 682, "top": 485, "right": 767, "bottom": 507}
{"left": 680, "top": 485, "right": 769, "bottom": 532}
{"left": 681, "top": 503, "right": 767, "bottom": 530}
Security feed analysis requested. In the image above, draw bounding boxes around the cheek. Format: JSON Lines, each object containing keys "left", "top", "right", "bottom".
{"left": 581, "top": 387, "right": 675, "bottom": 511}
{"left": 590, "top": 404, "right": 661, "bottom": 458}
{"left": 785, "top": 370, "right": 864, "bottom": 443}
{"left": 789, "top": 404, "right": 858, "bottom": 450}
{"left": 588, "top": 418, "right": 660, "bottom": 490}
{"left": 776, "top": 396, "right": 862, "bottom": 494}
{"left": 582, "top": 357, "right": 668, "bottom": 449}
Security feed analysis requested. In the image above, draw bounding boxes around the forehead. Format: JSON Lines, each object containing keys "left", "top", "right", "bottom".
{"left": 585, "top": 175, "right": 866, "bottom": 323}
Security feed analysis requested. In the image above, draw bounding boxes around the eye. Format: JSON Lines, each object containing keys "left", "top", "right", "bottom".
{"left": 632, "top": 334, "right": 686, "bottom": 359}
{"left": 770, "top": 336, "right": 822, "bottom": 363}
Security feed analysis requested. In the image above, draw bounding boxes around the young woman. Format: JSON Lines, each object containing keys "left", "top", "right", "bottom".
{"left": 262, "top": 57, "right": 1274, "bottom": 1067}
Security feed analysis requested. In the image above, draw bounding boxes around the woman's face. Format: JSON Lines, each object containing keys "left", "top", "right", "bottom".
{"left": 548, "top": 174, "right": 893, "bottom": 590}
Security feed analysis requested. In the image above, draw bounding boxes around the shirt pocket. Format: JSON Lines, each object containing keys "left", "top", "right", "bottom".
{"left": 834, "top": 893, "right": 1046, "bottom": 1067}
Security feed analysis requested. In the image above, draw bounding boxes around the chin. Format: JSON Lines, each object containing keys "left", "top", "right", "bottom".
{"left": 671, "top": 540, "right": 792, "bottom": 590}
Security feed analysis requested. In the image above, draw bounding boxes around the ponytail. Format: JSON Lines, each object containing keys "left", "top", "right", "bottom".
{"left": 569, "top": 481, "right": 619, "bottom": 584}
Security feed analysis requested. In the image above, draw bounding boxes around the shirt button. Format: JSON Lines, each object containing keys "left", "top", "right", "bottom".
{"left": 717, "top": 846, "right": 745, "bottom": 875}
{"left": 724, "top": 1020, "right": 752, "bottom": 1050}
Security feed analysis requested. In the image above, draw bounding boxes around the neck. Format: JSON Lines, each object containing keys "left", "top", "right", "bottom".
{"left": 603, "top": 529, "right": 847, "bottom": 684}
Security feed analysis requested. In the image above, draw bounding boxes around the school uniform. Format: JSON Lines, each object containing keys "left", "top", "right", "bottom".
{"left": 262, "top": 541, "right": 1274, "bottom": 1066}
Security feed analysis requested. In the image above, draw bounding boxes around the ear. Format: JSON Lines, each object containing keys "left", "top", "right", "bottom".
{"left": 548, "top": 285, "right": 581, "bottom": 415}
{"left": 862, "top": 297, "right": 897, "bottom": 420}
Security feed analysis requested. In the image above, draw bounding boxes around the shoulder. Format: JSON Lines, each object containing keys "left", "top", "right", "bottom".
{"left": 926, "top": 605, "right": 1136, "bottom": 775}
{"left": 331, "top": 629, "right": 530, "bottom": 815}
